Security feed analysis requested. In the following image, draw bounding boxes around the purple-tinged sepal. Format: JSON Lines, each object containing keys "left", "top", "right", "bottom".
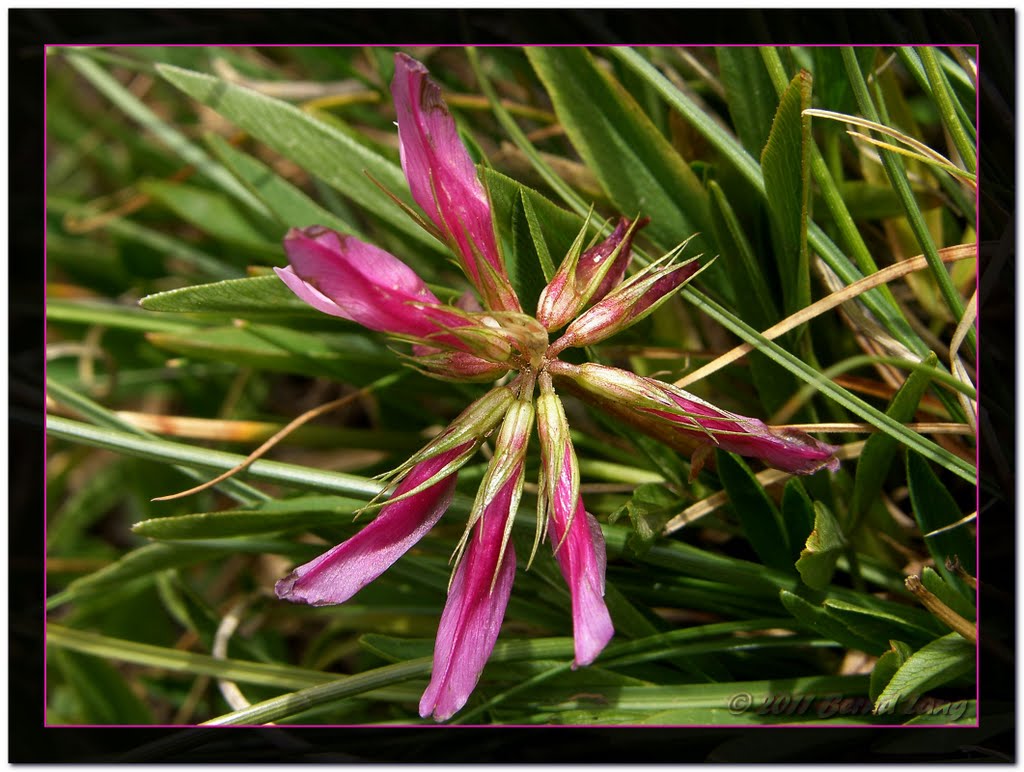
{"left": 535, "top": 373, "right": 613, "bottom": 667}
{"left": 549, "top": 240, "right": 703, "bottom": 354}
{"left": 537, "top": 216, "right": 648, "bottom": 331}
{"left": 378, "top": 385, "right": 516, "bottom": 502}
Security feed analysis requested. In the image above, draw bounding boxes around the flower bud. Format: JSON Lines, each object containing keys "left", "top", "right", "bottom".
{"left": 537, "top": 217, "right": 647, "bottom": 331}
{"left": 549, "top": 250, "right": 700, "bottom": 354}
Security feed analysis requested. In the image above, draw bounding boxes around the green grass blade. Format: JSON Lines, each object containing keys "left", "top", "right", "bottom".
{"left": 156, "top": 63, "right": 444, "bottom": 257}
{"left": 64, "top": 51, "right": 269, "bottom": 218}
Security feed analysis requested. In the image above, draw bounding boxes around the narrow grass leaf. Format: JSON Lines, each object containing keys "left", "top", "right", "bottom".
{"left": 47, "top": 624, "right": 332, "bottom": 691}
{"left": 145, "top": 324, "right": 392, "bottom": 382}
{"left": 851, "top": 352, "right": 939, "bottom": 525}
{"left": 760, "top": 70, "right": 812, "bottom": 314}
{"left": 906, "top": 451, "right": 975, "bottom": 585}
{"left": 133, "top": 496, "right": 366, "bottom": 540}
{"left": 61, "top": 542, "right": 232, "bottom": 597}
{"left": 64, "top": 52, "right": 269, "bottom": 217}
{"left": 205, "top": 133, "right": 360, "bottom": 234}
{"left": 46, "top": 416, "right": 385, "bottom": 500}
{"left": 48, "top": 298, "right": 201, "bottom": 334}
{"left": 139, "top": 179, "right": 281, "bottom": 256}
{"left": 717, "top": 451, "right": 792, "bottom": 573}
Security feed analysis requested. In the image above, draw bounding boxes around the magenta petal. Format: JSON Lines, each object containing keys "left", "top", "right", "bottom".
{"left": 280, "top": 226, "right": 442, "bottom": 337}
{"left": 660, "top": 392, "right": 839, "bottom": 475}
{"left": 275, "top": 445, "right": 469, "bottom": 606}
{"left": 391, "top": 55, "right": 500, "bottom": 283}
{"left": 550, "top": 449, "right": 613, "bottom": 667}
{"left": 418, "top": 472, "right": 519, "bottom": 721}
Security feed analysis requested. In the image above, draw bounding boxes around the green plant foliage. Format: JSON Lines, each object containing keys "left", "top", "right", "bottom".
{"left": 795, "top": 502, "right": 847, "bottom": 590}
{"left": 45, "top": 44, "right": 977, "bottom": 728}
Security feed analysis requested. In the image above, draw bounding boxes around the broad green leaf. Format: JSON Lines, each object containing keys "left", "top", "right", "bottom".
{"left": 507, "top": 189, "right": 553, "bottom": 314}
{"left": 795, "top": 502, "right": 847, "bottom": 590}
{"left": 706, "top": 181, "right": 778, "bottom": 330}
{"left": 145, "top": 324, "right": 393, "bottom": 381}
{"left": 483, "top": 166, "right": 581, "bottom": 308}
{"left": 869, "top": 639, "right": 914, "bottom": 702}
{"left": 140, "top": 274, "right": 327, "bottom": 319}
{"left": 156, "top": 63, "right": 444, "bottom": 257}
{"left": 821, "top": 598, "right": 940, "bottom": 648}
{"left": 779, "top": 590, "right": 883, "bottom": 655}
{"left": 206, "top": 133, "right": 360, "bottom": 235}
{"left": 906, "top": 451, "right": 975, "bottom": 586}
{"left": 51, "top": 648, "right": 154, "bottom": 724}
{"left": 140, "top": 178, "right": 281, "bottom": 257}
{"left": 851, "top": 353, "right": 938, "bottom": 525}
{"left": 717, "top": 451, "right": 791, "bottom": 573}
{"left": 133, "top": 496, "right": 367, "bottom": 540}
{"left": 873, "top": 633, "right": 974, "bottom": 714}
{"left": 781, "top": 478, "right": 816, "bottom": 564}
{"left": 900, "top": 700, "right": 976, "bottom": 725}
{"left": 518, "top": 187, "right": 557, "bottom": 281}
{"left": 526, "top": 48, "right": 711, "bottom": 260}
{"left": 717, "top": 47, "right": 777, "bottom": 157}
{"left": 760, "top": 70, "right": 812, "bottom": 315}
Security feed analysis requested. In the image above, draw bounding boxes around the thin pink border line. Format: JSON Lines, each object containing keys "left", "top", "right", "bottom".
{"left": 46, "top": 40, "right": 983, "bottom": 728}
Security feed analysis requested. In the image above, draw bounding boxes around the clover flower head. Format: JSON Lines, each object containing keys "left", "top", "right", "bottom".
{"left": 274, "top": 53, "right": 838, "bottom": 721}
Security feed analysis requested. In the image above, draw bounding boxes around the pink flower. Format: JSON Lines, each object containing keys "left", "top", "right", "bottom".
{"left": 550, "top": 362, "right": 838, "bottom": 476}
{"left": 267, "top": 52, "right": 841, "bottom": 722}
{"left": 549, "top": 451, "right": 614, "bottom": 667}
{"left": 392, "top": 53, "right": 520, "bottom": 313}
{"left": 275, "top": 226, "right": 460, "bottom": 339}
{"left": 419, "top": 467, "right": 520, "bottom": 721}
{"left": 536, "top": 374, "right": 613, "bottom": 667}
{"left": 275, "top": 443, "right": 471, "bottom": 606}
